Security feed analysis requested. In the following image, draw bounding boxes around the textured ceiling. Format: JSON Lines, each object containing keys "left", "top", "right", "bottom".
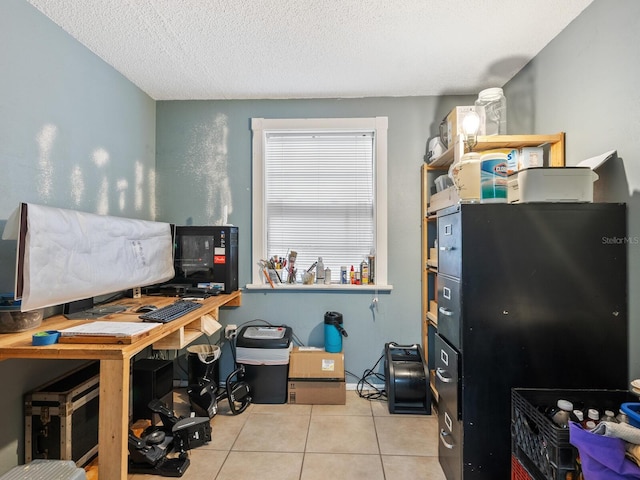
{"left": 26, "top": 0, "right": 594, "bottom": 101}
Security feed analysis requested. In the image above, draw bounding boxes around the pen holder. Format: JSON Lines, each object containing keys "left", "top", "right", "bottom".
{"left": 302, "top": 272, "right": 315, "bottom": 285}
{"left": 268, "top": 269, "right": 284, "bottom": 284}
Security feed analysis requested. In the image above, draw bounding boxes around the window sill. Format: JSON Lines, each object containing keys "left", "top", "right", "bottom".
{"left": 245, "top": 283, "right": 393, "bottom": 292}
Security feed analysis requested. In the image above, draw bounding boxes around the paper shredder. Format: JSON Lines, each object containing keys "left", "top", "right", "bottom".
{"left": 235, "top": 325, "right": 293, "bottom": 404}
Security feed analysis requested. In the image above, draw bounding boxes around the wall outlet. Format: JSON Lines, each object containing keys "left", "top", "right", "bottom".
{"left": 225, "top": 324, "right": 238, "bottom": 339}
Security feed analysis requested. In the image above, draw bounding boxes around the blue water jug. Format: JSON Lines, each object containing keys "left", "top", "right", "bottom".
{"left": 324, "top": 311, "right": 348, "bottom": 353}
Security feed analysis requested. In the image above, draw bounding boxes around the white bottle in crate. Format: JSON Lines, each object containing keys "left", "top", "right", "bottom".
{"left": 550, "top": 399, "right": 573, "bottom": 428}
{"left": 616, "top": 409, "right": 630, "bottom": 424}
{"left": 581, "top": 408, "right": 600, "bottom": 429}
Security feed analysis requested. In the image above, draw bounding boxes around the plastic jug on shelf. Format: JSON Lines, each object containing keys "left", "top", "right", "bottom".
{"left": 449, "top": 152, "right": 481, "bottom": 202}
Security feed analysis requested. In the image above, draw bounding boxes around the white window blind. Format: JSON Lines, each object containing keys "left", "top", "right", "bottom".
{"left": 264, "top": 131, "right": 374, "bottom": 275}
{"left": 251, "top": 117, "right": 389, "bottom": 289}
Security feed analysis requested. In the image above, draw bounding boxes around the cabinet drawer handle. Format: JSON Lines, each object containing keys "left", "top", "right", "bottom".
{"left": 438, "top": 307, "right": 453, "bottom": 316}
{"left": 436, "top": 367, "right": 453, "bottom": 383}
{"left": 439, "top": 246, "right": 454, "bottom": 251}
{"left": 440, "top": 429, "right": 455, "bottom": 449}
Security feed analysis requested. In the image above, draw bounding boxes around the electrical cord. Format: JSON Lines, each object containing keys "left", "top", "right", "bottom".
{"left": 224, "top": 319, "right": 386, "bottom": 400}
{"left": 351, "top": 354, "right": 387, "bottom": 400}
{"left": 229, "top": 332, "right": 237, "bottom": 366}
{"left": 164, "top": 317, "right": 388, "bottom": 403}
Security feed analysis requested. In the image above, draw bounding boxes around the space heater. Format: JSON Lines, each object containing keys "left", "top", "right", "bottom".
{"left": 384, "top": 342, "right": 430, "bottom": 415}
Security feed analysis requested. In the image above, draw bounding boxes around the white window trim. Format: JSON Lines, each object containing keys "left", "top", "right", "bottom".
{"left": 249, "top": 116, "right": 391, "bottom": 291}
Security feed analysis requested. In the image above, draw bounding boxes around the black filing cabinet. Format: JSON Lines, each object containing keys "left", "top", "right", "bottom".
{"left": 435, "top": 203, "right": 628, "bottom": 480}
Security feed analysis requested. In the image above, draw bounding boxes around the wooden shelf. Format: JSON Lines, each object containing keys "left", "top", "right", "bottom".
{"left": 421, "top": 132, "right": 565, "bottom": 414}
{"left": 425, "top": 132, "right": 565, "bottom": 169}
{"left": 425, "top": 132, "right": 566, "bottom": 216}
{"left": 152, "top": 311, "right": 222, "bottom": 350}
{"left": 430, "top": 370, "right": 438, "bottom": 403}
{"left": 429, "top": 247, "right": 437, "bottom": 261}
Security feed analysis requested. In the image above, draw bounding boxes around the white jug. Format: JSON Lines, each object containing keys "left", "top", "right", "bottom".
{"left": 449, "top": 152, "right": 481, "bottom": 202}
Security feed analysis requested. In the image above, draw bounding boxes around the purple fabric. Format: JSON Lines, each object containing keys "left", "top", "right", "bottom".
{"left": 569, "top": 421, "right": 640, "bottom": 479}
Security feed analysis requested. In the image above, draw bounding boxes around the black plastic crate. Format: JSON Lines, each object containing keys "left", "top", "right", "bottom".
{"left": 512, "top": 454, "right": 537, "bottom": 480}
{"left": 511, "top": 388, "right": 632, "bottom": 480}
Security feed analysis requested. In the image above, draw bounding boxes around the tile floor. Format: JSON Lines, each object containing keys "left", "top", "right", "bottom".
{"left": 128, "top": 389, "right": 446, "bottom": 480}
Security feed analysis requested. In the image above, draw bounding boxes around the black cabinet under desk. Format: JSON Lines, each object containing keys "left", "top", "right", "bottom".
{"left": 434, "top": 203, "right": 628, "bottom": 480}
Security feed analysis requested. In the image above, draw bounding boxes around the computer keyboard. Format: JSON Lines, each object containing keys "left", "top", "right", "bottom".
{"left": 139, "top": 300, "right": 203, "bottom": 323}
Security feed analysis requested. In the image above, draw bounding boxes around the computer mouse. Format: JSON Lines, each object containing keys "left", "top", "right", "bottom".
{"left": 136, "top": 305, "right": 158, "bottom": 313}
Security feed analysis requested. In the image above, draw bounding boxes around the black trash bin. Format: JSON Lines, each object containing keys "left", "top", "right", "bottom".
{"left": 235, "top": 325, "right": 293, "bottom": 404}
{"left": 186, "top": 344, "right": 220, "bottom": 386}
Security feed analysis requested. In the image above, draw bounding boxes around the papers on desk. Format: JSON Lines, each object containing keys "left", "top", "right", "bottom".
{"left": 58, "top": 321, "right": 161, "bottom": 344}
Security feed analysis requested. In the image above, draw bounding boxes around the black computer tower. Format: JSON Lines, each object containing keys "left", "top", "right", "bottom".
{"left": 173, "top": 226, "right": 239, "bottom": 294}
{"left": 132, "top": 359, "right": 174, "bottom": 423}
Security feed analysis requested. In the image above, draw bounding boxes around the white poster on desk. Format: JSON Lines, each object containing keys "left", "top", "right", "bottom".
{"left": 3, "top": 203, "right": 175, "bottom": 311}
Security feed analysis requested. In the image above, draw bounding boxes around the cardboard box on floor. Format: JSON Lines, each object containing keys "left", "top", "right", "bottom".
{"left": 287, "top": 347, "right": 346, "bottom": 405}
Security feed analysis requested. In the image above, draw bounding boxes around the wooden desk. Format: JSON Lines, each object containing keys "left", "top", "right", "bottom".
{"left": 0, "top": 290, "right": 242, "bottom": 480}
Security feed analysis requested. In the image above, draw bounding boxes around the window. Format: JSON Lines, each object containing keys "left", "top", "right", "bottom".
{"left": 251, "top": 117, "right": 389, "bottom": 288}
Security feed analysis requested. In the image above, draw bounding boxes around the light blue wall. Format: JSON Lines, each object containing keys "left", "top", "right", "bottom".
{"left": 504, "top": 0, "right": 640, "bottom": 379}
{"left": 0, "top": 0, "right": 156, "bottom": 472}
{"left": 155, "top": 96, "right": 472, "bottom": 382}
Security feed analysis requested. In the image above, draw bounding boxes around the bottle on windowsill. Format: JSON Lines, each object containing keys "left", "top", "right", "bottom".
{"left": 360, "top": 260, "right": 369, "bottom": 285}
{"left": 316, "top": 257, "right": 324, "bottom": 284}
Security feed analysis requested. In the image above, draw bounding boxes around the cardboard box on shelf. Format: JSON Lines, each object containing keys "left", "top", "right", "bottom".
{"left": 287, "top": 347, "right": 345, "bottom": 405}
{"left": 427, "top": 186, "right": 460, "bottom": 215}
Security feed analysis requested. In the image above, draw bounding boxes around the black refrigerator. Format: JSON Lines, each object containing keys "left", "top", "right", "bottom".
{"left": 434, "top": 203, "right": 628, "bottom": 480}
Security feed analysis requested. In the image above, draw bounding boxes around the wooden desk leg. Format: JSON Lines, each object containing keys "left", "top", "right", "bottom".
{"left": 99, "top": 358, "right": 129, "bottom": 480}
